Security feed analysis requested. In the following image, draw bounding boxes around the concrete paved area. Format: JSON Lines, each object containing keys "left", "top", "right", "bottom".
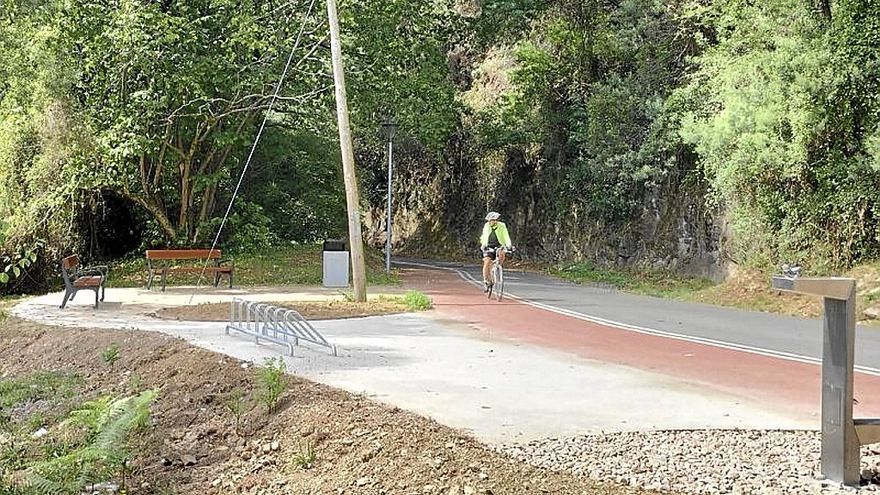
{"left": 12, "top": 286, "right": 813, "bottom": 444}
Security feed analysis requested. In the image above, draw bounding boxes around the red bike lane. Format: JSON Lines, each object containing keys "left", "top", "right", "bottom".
{"left": 402, "top": 266, "right": 880, "bottom": 422}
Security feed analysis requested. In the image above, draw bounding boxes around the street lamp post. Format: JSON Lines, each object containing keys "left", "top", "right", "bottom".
{"left": 381, "top": 117, "right": 396, "bottom": 273}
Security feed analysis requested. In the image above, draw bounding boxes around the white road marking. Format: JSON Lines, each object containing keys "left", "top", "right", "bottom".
{"left": 395, "top": 260, "right": 880, "bottom": 377}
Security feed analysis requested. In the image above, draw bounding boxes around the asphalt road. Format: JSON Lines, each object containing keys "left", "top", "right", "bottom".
{"left": 399, "top": 259, "right": 880, "bottom": 374}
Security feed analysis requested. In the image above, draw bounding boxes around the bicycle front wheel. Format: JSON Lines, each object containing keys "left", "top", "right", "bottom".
{"left": 494, "top": 264, "right": 504, "bottom": 301}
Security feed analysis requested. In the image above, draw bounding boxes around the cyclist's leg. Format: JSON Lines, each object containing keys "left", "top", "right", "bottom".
{"left": 498, "top": 247, "right": 506, "bottom": 266}
{"left": 482, "top": 249, "right": 495, "bottom": 290}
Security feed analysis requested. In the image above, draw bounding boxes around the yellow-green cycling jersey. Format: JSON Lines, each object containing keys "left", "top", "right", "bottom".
{"left": 479, "top": 221, "right": 513, "bottom": 249}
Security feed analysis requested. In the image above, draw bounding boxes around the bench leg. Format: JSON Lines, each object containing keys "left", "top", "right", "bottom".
{"left": 147, "top": 267, "right": 154, "bottom": 290}
{"left": 228, "top": 271, "right": 233, "bottom": 289}
{"left": 100, "top": 283, "right": 106, "bottom": 301}
{"left": 213, "top": 272, "right": 220, "bottom": 287}
{"left": 94, "top": 289, "right": 99, "bottom": 309}
{"left": 161, "top": 268, "right": 167, "bottom": 292}
{"left": 60, "top": 289, "right": 72, "bottom": 309}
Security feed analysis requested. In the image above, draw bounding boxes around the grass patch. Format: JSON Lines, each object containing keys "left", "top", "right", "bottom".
{"left": 155, "top": 292, "right": 432, "bottom": 322}
{"left": 548, "top": 260, "right": 880, "bottom": 324}
{"left": 107, "top": 243, "right": 400, "bottom": 288}
{"left": 0, "top": 372, "right": 84, "bottom": 411}
{"left": 549, "top": 262, "right": 714, "bottom": 299}
{"left": 402, "top": 291, "right": 432, "bottom": 311}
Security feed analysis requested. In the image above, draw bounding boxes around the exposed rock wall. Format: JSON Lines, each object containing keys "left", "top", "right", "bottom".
{"left": 364, "top": 135, "right": 725, "bottom": 280}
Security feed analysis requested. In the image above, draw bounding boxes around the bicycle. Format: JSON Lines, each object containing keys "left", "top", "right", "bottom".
{"left": 484, "top": 246, "right": 510, "bottom": 301}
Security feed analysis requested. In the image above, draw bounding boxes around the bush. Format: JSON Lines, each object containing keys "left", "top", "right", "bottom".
{"left": 256, "top": 358, "right": 287, "bottom": 413}
{"left": 403, "top": 291, "right": 432, "bottom": 311}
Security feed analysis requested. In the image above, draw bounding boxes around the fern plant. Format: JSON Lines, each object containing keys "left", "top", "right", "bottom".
{"left": 24, "top": 389, "right": 157, "bottom": 495}
{"left": 100, "top": 344, "right": 120, "bottom": 367}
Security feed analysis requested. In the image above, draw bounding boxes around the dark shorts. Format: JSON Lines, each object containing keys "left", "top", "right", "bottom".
{"left": 482, "top": 247, "right": 501, "bottom": 260}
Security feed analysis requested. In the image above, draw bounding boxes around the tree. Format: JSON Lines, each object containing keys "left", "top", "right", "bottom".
{"left": 55, "top": 0, "right": 331, "bottom": 244}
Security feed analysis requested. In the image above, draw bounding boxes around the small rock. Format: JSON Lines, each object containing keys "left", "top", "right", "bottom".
{"left": 181, "top": 454, "right": 197, "bottom": 466}
{"left": 31, "top": 427, "right": 48, "bottom": 439}
{"left": 356, "top": 477, "right": 371, "bottom": 487}
{"left": 83, "top": 481, "right": 119, "bottom": 494}
{"left": 271, "top": 440, "right": 279, "bottom": 451}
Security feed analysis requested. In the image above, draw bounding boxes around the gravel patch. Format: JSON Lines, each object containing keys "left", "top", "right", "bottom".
{"left": 499, "top": 430, "right": 880, "bottom": 494}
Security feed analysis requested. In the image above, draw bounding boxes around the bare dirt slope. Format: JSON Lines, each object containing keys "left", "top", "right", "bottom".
{"left": 0, "top": 317, "right": 661, "bottom": 495}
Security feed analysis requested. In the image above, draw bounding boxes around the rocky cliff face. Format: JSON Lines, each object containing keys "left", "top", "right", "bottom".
{"left": 363, "top": 134, "right": 725, "bottom": 280}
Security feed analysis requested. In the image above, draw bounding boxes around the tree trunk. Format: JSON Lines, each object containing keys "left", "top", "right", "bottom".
{"left": 327, "top": 0, "right": 368, "bottom": 302}
{"left": 128, "top": 194, "right": 177, "bottom": 241}
{"left": 816, "top": 0, "right": 832, "bottom": 22}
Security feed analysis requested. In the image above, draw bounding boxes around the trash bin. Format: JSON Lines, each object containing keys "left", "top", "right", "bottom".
{"left": 322, "top": 239, "right": 349, "bottom": 287}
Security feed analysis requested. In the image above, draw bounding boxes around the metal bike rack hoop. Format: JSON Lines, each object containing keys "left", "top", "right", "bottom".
{"left": 225, "top": 298, "right": 338, "bottom": 357}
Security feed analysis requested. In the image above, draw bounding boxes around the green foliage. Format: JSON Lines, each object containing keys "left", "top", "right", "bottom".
{"left": 256, "top": 358, "right": 287, "bottom": 414}
{"left": 224, "top": 389, "right": 247, "bottom": 436}
{"left": 403, "top": 291, "right": 432, "bottom": 311}
{"left": 461, "top": 0, "right": 697, "bottom": 232}
{"left": 291, "top": 440, "right": 316, "bottom": 469}
{"left": 100, "top": 344, "right": 120, "bottom": 366}
{"left": 342, "top": 0, "right": 460, "bottom": 150}
{"left": 0, "top": 245, "right": 38, "bottom": 286}
{"left": 0, "top": 381, "right": 155, "bottom": 495}
{"left": 550, "top": 261, "right": 715, "bottom": 298}
{"left": 0, "top": 372, "right": 83, "bottom": 411}
{"left": 25, "top": 390, "right": 157, "bottom": 494}
{"left": 0, "top": 0, "right": 337, "bottom": 257}
{"left": 678, "top": 0, "right": 880, "bottom": 268}
{"left": 200, "top": 201, "right": 277, "bottom": 253}
{"left": 240, "top": 131, "right": 345, "bottom": 245}
{"left": 104, "top": 243, "right": 401, "bottom": 289}
{"left": 3, "top": 0, "right": 879, "bottom": 281}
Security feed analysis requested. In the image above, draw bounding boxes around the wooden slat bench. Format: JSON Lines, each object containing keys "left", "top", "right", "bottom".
{"left": 145, "top": 249, "right": 234, "bottom": 291}
{"left": 60, "top": 255, "right": 107, "bottom": 309}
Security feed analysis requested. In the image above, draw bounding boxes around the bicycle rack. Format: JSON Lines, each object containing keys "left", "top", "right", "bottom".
{"left": 225, "top": 298, "right": 338, "bottom": 357}
{"left": 771, "top": 269, "right": 880, "bottom": 486}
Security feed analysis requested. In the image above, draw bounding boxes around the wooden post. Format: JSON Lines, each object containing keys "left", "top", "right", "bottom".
{"left": 326, "top": 0, "right": 367, "bottom": 302}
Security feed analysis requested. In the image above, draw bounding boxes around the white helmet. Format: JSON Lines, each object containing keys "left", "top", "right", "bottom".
{"left": 485, "top": 211, "right": 500, "bottom": 221}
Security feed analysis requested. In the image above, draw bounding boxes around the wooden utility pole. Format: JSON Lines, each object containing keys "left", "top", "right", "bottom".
{"left": 326, "top": 0, "right": 367, "bottom": 301}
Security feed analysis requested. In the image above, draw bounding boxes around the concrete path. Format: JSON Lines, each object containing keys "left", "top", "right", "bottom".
{"left": 12, "top": 283, "right": 811, "bottom": 444}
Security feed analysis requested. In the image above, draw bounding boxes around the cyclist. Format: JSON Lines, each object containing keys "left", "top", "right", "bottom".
{"left": 479, "top": 211, "right": 514, "bottom": 292}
